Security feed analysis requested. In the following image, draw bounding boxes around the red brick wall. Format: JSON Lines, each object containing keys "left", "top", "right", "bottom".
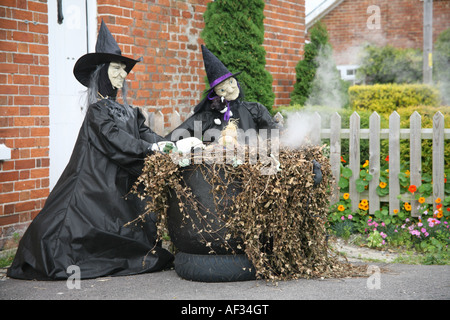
{"left": 97, "top": 0, "right": 209, "bottom": 126}
{"left": 264, "top": 0, "right": 305, "bottom": 106}
{"left": 0, "top": 0, "right": 50, "bottom": 248}
{"left": 311, "top": 0, "right": 450, "bottom": 65}
{"left": 0, "top": 0, "right": 304, "bottom": 248}
{"left": 98, "top": 0, "right": 305, "bottom": 119}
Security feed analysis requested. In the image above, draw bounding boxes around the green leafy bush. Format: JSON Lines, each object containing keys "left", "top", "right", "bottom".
{"left": 349, "top": 84, "right": 440, "bottom": 113}
{"left": 434, "top": 28, "right": 450, "bottom": 105}
{"left": 356, "top": 44, "right": 422, "bottom": 84}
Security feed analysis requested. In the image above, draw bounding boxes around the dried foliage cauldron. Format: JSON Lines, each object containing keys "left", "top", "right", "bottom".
{"left": 167, "top": 164, "right": 257, "bottom": 282}
{"left": 131, "top": 144, "right": 369, "bottom": 281}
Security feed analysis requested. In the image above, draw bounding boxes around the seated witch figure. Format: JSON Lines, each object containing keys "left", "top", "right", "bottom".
{"left": 7, "top": 21, "right": 173, "bottom": 280}
{"left": 166, "top": 45, "right": 281, "bottom": 145}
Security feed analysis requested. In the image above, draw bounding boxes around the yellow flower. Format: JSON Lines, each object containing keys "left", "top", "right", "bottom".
{"left": 435, "top": 197, "right": 442, "bottom": 204}
{"left": 379, "top": 182, "right": 387, "bottom": 189}
{"left": 393, "top": 209, "right": 399, "bottom": 214}
{"left": 338, "top": 205, "right": 345, "bottom": 212}
{"left": 404, "top": 202, "right": 412, "bottom": 211}
{"left": 358, "top": 199, "right": 369, "bottom": 211}
{"left": 385, "top": 169, "right": 389, "bottom": 173}
{"left": 343, "top": 193, "right": 350, "bottom": 200}
{"left": 418, "top": 197, "right": 426, "bottom": 204}
{"left": 437, "top": 211, "right": 443, "bottom": 218}
{"left": 405, "top": 170, "right": 410, "bottom": 176}
{"left": 363, "top": 160, "right": 369, "bottom": 168}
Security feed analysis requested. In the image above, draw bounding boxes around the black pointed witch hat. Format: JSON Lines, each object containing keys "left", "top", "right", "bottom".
{"left": 201, "top": 45, "right": 241, "bottom": 91}
{"left": 73, "top": 20, "right": 140, "bottom": 87}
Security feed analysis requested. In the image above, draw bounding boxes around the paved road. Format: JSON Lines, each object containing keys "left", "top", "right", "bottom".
{"left": 1, "top": 263, "right": 449, "bottom": 302}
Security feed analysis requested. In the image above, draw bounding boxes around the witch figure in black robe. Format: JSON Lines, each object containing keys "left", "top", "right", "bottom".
{"left": 166, "top": 45, "right": 281, "bottom": 144}
{"left": 7, "top": 21, "right": 174, "bottom": 280}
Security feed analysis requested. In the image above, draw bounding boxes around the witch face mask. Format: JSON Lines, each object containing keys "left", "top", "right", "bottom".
{"left": 214, "top": 77, "right": 239, "bottom": 101}
{"left": 108, "top": 61, "right": 128, "bottom": 89}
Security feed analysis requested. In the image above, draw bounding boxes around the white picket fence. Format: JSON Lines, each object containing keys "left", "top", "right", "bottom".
{"left": 143, "top": 109, "right": 187, "bottom": 137}
{"left": 279, "top": 110, "right": 448, "bottom": 217}
{"left": 143, "top": 109, "right": 448, "bottom": 217}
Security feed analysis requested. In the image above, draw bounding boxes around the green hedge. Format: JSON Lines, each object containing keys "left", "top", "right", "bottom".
{"left": 349, "top": 84, "right": 440, "bottom": 113}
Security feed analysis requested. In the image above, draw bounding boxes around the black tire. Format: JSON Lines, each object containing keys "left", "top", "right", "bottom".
{"left": 167, "top": 164, "right": 244, "bottom": 255}
{"left": 174, "top": 252, "right": 256, "bottom": 282}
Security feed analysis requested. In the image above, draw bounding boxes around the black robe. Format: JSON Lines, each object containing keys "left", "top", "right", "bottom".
{"left": 7, "top": 99, "right": 174, "bottom": 280}
{"left": 166, "top": 98, "right": 281, "bottom": 143}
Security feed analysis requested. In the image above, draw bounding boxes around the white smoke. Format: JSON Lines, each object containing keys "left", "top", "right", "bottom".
{"left": 282, "top": 45, "right": 345, "bottom": 148}
{"left": 305, "top": 45, "right": 346, "bottom": 109}
{"left": 280, "top": 110, "right": 320, "bottom": 149}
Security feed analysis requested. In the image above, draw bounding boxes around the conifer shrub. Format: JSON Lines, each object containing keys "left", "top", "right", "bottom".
{"left": 290, "top": 22, "right": 331, "bottom": 106}
{"left": 201, "top": 0, "right": 275, "bottom": 112}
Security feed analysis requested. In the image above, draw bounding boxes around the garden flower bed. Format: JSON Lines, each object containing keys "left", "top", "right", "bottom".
{"left": 329, "top": 157, "right": 450, "bottom": 262}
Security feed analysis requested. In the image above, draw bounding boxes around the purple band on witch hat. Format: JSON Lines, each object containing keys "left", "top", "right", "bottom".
{"left": 209, "top": 72, "right": 233, "bottom": 89}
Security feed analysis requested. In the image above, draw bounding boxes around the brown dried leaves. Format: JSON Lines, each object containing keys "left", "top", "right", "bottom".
{"left": 130, "top": 145, "right": 366, "bottom": 281}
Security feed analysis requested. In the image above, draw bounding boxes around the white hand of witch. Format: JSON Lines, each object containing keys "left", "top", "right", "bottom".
{"left": 176, "top": 137, "right": 205, "bottom": 154}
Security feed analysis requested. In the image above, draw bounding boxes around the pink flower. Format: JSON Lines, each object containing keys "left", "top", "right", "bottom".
{"left": 341, "top": 216, "right": 345, "bottom": 221}
{"left": 380, "top": 232, "right": 387, "bottom": 239}
{"left": 411, "top": 230, "right": 421, "bottom": 237}
{"left": 381, "top": 222, "right": 385, "bottom": 227}
{"left": 427, "top": 217, "right": 440, "bottom": 227}
{"left": 418, "top": 222, "right": 423, "bottom": 227}
{"left": 421, "top": 228, "right": 427, "bottom": 233}
{"left": 348, "top": 214, "right": 353, "bottom": 220}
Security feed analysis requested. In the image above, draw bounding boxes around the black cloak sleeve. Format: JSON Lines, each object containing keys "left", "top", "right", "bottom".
{"left": 136, "top": 107, "right": 165, "bottom": 144}
{"left": 87, "top": 102, "right": 154, "bottom": 176}
{"left": 241, "top": 101, "right": 281, "bottom": 131}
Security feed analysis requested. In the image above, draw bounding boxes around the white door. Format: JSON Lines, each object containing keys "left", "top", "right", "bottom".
{"left": 48, "top": 0, "right": 97, "bottom": 189}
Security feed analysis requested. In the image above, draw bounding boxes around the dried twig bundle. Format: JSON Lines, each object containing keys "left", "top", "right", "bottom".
{"left": 129, "top": 143, "right": 367, "bottom": 281}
